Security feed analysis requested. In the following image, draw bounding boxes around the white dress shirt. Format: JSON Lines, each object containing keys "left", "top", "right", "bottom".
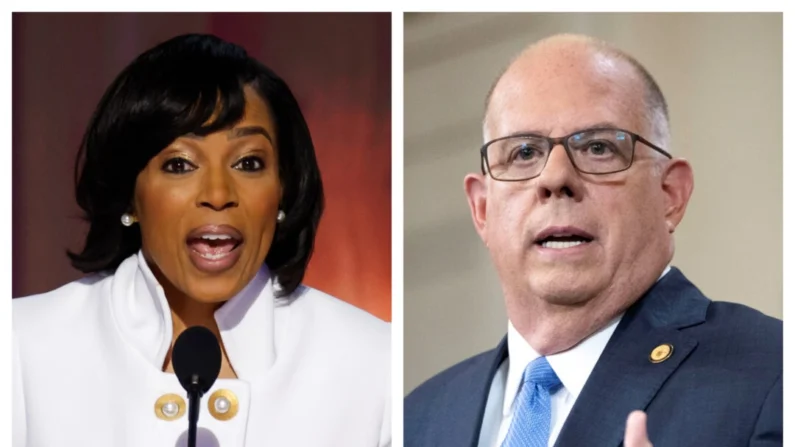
{"left": 13, "top": 251, "right": 391, "bottom": 447}
{"left": 479, "top": 266, "right": 671, "bottom": 447}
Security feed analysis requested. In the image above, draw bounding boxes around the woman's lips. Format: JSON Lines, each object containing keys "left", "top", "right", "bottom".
{"left": 186, "top": 224, "right": 243, "bottom": 241}
{"left": 187, "top": 242, "right": 243, "bottom": 274}
{"left": 185, "top": 224, "right": 244, "bottom": 274}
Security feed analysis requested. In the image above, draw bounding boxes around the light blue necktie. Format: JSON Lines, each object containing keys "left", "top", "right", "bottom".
{"left": 501, "top": 356, "right": 563, "bottom": 447}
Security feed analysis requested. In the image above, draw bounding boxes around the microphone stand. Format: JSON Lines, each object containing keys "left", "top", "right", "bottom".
{"left": 172, "top": 325, "right": 221, "bottom": 447}
{"left": 187, "top": 374, "right": 204, "bottom": 447}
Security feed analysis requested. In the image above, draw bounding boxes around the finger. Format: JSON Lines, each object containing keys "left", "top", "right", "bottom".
{"left": 624, "top": 410, "right": 653, "bottom": 447}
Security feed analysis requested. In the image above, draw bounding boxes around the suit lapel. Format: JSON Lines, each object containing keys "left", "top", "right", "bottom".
{"left": 553, "top": 268, "right": 709, "bottom": 447}
{"left": 450, "top": 338, "right": 508, "bottom": 447}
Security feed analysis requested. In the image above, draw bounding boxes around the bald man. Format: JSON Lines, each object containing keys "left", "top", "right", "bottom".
{"left": 404, "top": 34, "right": 782, "bottom": 447}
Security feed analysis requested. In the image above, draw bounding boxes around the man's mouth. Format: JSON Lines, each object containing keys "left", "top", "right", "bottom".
{"left": 534, "top": 226, "right": 595, "bottom": 249}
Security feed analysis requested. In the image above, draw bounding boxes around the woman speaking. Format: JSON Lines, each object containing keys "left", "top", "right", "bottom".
{"left": 12, "top": 34, "right": 390, "bottom": 446}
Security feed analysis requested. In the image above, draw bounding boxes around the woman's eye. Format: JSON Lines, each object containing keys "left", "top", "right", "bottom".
{"left": 233, "top": 156, "right": 265, "bottom": 172}
{"left": 161, "top": 157, "right": 196, "bottom": 174}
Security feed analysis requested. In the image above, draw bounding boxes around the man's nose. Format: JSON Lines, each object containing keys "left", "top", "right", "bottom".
{"left": 534, "top": 144, "right": 582, "bottom": 201}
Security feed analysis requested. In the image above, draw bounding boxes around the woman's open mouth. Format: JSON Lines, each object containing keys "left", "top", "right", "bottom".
{"left": 185, "top": 225, "right": 244, "bottom": 274}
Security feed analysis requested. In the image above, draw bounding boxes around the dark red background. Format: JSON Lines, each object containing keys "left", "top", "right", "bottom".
{"left": 12, "top": 13, "right": 392, "bottom": 321}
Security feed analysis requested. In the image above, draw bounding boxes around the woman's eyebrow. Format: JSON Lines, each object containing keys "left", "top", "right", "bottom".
{"left": 182, "top": 126, "right": 273, "bottom": 144}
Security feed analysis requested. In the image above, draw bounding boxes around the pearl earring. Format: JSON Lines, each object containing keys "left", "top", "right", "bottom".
{"left": 277, "top": 210, "right": 286, "bottom": 223}
{"left": 121, "top": 213, "right": 137, "bottom": 227}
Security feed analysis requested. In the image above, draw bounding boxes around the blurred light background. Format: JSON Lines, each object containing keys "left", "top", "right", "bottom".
{"left": 404, "top": 12, "right": 782, "bottom": 393}
{"left": 12, "top": 13, "right": 392, "bottom": 322}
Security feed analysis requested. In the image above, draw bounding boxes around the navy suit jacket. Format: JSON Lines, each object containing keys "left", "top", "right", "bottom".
{"left": 405, "top": 268, "right": 782, "bottom": 446}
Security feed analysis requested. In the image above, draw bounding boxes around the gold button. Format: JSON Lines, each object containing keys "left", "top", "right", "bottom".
{"left": 208, "top": 389, "right": 239, "bottom": 421}
{"left": 154, "top": 393, "right": 186, "bottom": 421}
{"left": 649, "top": 343, "right": 674, "bottom": 363}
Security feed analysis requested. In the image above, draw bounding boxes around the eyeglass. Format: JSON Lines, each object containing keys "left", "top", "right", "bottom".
{"left": 480, "top": 127, "right": 672, "bottom": 182}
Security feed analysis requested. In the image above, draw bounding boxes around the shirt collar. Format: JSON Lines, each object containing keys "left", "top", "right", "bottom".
{"left": 109, "top": 250, "right": 276, "bottom": 381}
{"left": 502, "top": 264, "right": 672, "bottom": 415}
{"left": 502, "top": 314, "right": 621, "bottom": 416}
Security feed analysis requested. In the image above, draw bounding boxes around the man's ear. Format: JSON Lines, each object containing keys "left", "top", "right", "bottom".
{"left": 660, "top": 158, "right": 694, "bottom": 233}
{"left": 464, "top": 173, "right": 489, "bottom": 244}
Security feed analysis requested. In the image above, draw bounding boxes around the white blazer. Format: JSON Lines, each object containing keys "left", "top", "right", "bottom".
{"left": 13, "top": 252, "right": 391, "bottom": 447}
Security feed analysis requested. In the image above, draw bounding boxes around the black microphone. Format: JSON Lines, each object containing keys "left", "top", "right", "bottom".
{"left": 172, "top": 326, "right": 222, "bottom": 447}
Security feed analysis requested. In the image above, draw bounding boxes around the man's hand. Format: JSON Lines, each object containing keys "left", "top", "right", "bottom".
{"left": 624, "top": 410, "right": 653, "bottom": 447}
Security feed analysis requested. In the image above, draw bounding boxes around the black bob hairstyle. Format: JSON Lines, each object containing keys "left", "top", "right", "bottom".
{"left": 67, "top": 33, "right": 324, "bottom": 297}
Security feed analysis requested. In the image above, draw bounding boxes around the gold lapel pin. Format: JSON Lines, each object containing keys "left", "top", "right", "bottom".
{"left": 154, "top": 393, "right": 186, "bottom": 421}
{"left": 649, "top": 343, "right": 674, "bottom": 363}
{"left": 208, "top": 389, "right": 239, "bottom": 421}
